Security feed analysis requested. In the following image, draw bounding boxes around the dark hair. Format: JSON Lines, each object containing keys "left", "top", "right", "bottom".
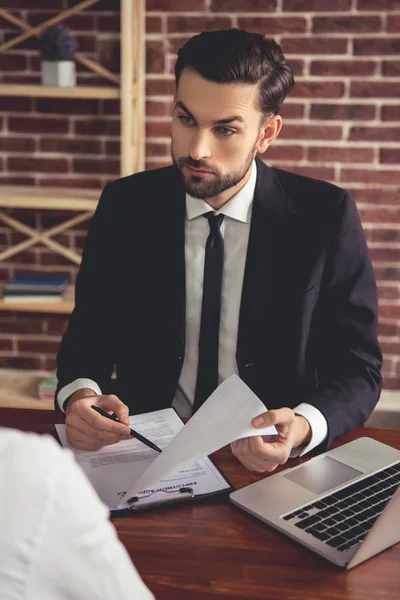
{"left": 175, "top": 29, "right": 294, "bottom": 116}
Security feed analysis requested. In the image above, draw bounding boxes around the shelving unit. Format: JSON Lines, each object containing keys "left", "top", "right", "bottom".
{"left": 0, "top": 0, "right": 145, "bottom": 314}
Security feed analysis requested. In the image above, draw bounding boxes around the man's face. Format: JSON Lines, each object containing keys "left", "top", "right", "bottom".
{"left": 171, "top": 69, "right": 265, "bottom": 201}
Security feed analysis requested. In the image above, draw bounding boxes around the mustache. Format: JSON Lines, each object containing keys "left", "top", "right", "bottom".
{"left": 178, "top": 157, "right": 217, "bottom": 173}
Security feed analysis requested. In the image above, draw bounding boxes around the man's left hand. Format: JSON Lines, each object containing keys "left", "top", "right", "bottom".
{"left": 230, "top": 408, "right": 311, "bottom": 473}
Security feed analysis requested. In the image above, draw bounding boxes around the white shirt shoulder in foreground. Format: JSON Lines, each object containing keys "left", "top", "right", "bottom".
{"left": 0, "top": 428, "right": 154, "bottom": 600}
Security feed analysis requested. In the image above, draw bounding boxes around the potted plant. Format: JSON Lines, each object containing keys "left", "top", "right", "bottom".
{"left": 40, "top": 24, "right": 78, "bottom": 87}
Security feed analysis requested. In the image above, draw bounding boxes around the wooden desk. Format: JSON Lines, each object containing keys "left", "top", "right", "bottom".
{"left": 1, "top": 407, "right": 400, "bottom": 600}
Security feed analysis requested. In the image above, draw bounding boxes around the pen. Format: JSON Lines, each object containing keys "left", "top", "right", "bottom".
{"left": 91, "top": 405, "right": 162, "bottom": 453}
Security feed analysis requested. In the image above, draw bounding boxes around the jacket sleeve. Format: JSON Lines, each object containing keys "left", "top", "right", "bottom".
{"left": 55, "top": 183, "right": 117, "bottom": 405}
{"left": 306, "top": 190, "right": 382, "bottom": 449}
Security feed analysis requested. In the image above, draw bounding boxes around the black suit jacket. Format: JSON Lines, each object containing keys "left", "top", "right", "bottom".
{"left": 56, "top": 158, "right": 382, "bottom": 451}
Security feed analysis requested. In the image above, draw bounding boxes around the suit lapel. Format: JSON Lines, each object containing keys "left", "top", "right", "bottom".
{"left": 236, "top": 158, "right": 297, "bottom": 366}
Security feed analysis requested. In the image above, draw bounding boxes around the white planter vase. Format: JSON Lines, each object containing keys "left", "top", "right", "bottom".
{"left": 41, "top": 60, "right": 76, "bottom": 87}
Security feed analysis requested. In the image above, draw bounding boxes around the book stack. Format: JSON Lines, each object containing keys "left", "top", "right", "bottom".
{"left": 38, "top": 373, "right": 58, "bottom": 401}
{"left": 2, "top": 273, "right": 69, "bottom": 303}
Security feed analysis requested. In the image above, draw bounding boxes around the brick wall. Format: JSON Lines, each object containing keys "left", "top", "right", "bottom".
{"left": 0, "top": 0, "right": 399, "bottom": 390}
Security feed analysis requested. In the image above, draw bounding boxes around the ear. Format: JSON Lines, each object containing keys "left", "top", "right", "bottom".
{"left": 256, "top": 115, "right": 283, "bottom": 155}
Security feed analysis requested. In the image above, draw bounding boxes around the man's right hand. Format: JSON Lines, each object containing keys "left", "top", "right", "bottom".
{"left": 65, "top": 389, "right": 132, "bottom": 450}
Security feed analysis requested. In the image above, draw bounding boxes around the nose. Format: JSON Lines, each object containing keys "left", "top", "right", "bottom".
{"left": 189, "top": 131, "right": 212, "bottom": 162}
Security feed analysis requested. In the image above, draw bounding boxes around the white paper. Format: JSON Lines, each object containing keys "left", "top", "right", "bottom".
{"left": 120, "top": 374, "right": 277, "bottom": 506}
{"left": 55, "top": 408, "right": 229, "bottom": 511}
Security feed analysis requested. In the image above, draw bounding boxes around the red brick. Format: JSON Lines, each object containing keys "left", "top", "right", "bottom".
{"left": 105, "top": 141, "right": 120, "bottom": 155}
{"left": 44, "top": 316, "right": 70, "bottom": 336}
{"left": 370, "top": 229, "right": 400, "bottom": 242}
{"left": 0, "top": 176, "right": 35, "bottom": 186}
{"left": 97, "top": 15, "right": 120, "bottom": 32}
{"left": 73, "top": 158, "right": 120, "bottom": 175}
{"left": 381, "top": 105, "right": 400, "bottom": 121}
{"left": 146, "top": 78, "right": 175, "bottom": 96}
{"left": 74, "top": 119, "right": 120, "bottom": 136}
{"left": 211, "top": 0, "right": 276, "bottom": 10}
{"left": 146, "top": 120, "right": 172, "bottom": 138}
{"left": 352, "top": 126, "right": 400, "bottom": 142}
{"left": 38, "top": 252, "right": 75, "bottom": 268}
{"left": 382, "top": 61, "right": 400, "bottom": 77}
{"left": 98, "top": 38, "right": 120, "bottom": 73}
{"left": 0, "top": 97, "right": 32, "bottom": 112}
{"left": 387, "top": 15, "right": 400, "bottom": 33}
{"left": 291, "top": 81, "right": 345, "bottom": 99}
{"left": 146, "top": 41, "right": 165, "bottom": 74}
{"left": 145, "top": 159, "right": 172, "bottom": 171}
{"left": 168, "top": 36, "right": 193, "bottom": 55}
{"left": 380, "top": 149, "right": 400, "bottom": 165}
{"left": 39, "top": 178, "right": 103, "bottom": 190}
{"left": 279, "top": 103, "right": 305, "bottom": 119}
{"left": 378, "top": 286, "right": 400, "bottom": 301}
{"left": 147, "top": 0, "right": 205, "bottom": 9}
{"left": 146, "top": 142, "right": 169, "bottom": 157}
{"left": 36, "top": 98, "right": 100, "bottom": 115}
{"left": 379, "top": 306, "right": 400, "bottom": 320}
{"left": 0, "top": 338, "right": 13, "bottom": 351}
{"left": 342, "top": 169, "right": 400, "bottom": 186}
{"left": 146, "top": 100, "right": 171, "bottom": 117}
{"left": 277, "top": 165, "right": 335, "bottom": 180}
{"left": 287, "top": 59, "right": 304, "bottom": 77}
{"left": 379, "top": 322, "right": 399, "bottom": 337}
{"left": 284, "top": 0, "right": 351, "bottom": 8}
{"left": 382, "top": 376, "right": 400, "bottom": 390}
{"left": 260, "top": 145, "right": 305, "bottom": 162}
{"left": 308, "top": 147, "right": 374, "bottom": 164}
{"left": 279, "top": 124, "right": 342, "bottom": 140}
{"left": 350, "top": 189, "right": 400, "bottom": 206}
{"left": 281, "top": 38, "right": 347, "bottom": 55}
{"left": 371, "top": 248, "right": 400, "bottom": 262}
{"left": 354, "top": 39, "right": 400, "bottom": 56}
{"left": 382, "top": 358, "right": 395, "bottom": 377}
{"left": 0, "top": 138, "right": 35, "bottom": 152}
{"left": 374, "top": 266, "right": 400, "bottom": 282}
{"left": 311, "top": 103, "right": 375, "bottom": 120}
{"left": 29, "top": 12, "right": 94, "bottom": 31}
{"left": 74, "top": 34, "right": 96, "bottom": 54}
{"left": 8, "top": 157, "right": 69, "bottom": 173}
{"left": 39, "top": 138, "right": 101, "bottom": 154}
{"left": 44, "top": 357, "right": 57, "bottom": 371}
{"left": 8, "top": 116, "right": 69, "bottom": 134}
{"left": 358, "top": 0, "right": 400, "bottom": 9}
{"left": 18, "top": 339, "right": 61, "bottom": 354}
{"left": 0, "top": 318, "right": 43, "bottom": 335}
{"left": 102, "top": 100, "right": 119, "bottom": 116}
{"left": 351, "top": 82, "right": 400, "bottom": 99}
{"left": 147, "top": 16, "right": 163, "bottom": 34}
{"left": 168, "top": 16, "right": 232, "bottom": 32}
{"left": 0, "top": 356, "right": 42, "bottom": 370}
{"left": 359, "top": 208, "right": 400, "bottom": 223}
{"left": 313, "top": 16, "right": 381, "bottom": 34}
{"left": 310, "top": 60, "right": 377, "bottom": 77}
{"left": 237, "top": 17, "right": 306, "bottom": 34}
{"left": 0, "top": 53, "right": 27, "bottom": 71}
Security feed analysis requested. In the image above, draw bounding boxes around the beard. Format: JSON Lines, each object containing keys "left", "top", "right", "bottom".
{"left": 172, "top": 141, "right": 257, "bottom": 200}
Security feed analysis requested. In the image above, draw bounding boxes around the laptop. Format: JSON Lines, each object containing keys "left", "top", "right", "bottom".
{"left": 229, "top": 437, "right": 400, "bottom": 569}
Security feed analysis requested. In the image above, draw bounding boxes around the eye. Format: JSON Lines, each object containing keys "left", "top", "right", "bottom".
{"left": 178, "top": 115, "right": 194, "bottom": 126}
{"left": 217, "top": 127, "right": 235, "bottom": 137}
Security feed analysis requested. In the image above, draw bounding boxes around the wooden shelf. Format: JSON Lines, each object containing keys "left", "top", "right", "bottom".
{"left": 0, "top": 84, "right": 120, "bottom": 99}
{"left": 0, "top": 368, "right": 54, "bottom": 410}
{"left": 0, "top": 284, "right": 75, "bottom": 314}
{"left": 0, "top": 186, "right": 100, "bottom": 211}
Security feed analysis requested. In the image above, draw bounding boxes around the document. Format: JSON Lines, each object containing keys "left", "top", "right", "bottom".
{"left": 55, "top": 374, "right": 277, "bottom": 513}
{"left": 120, "top": 374, "right": 277, "bottom": 507}
{"left": 55, "top": 408, "right": 230, "bottom": 512}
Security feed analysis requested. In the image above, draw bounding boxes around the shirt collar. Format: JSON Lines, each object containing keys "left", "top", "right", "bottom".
{"left": 185, "top": 160, "right": 257, "bottom": 224}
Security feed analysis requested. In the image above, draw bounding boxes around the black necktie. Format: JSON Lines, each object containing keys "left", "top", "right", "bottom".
{"left": 193, "top": 212, "right": 224, "bottom": 412}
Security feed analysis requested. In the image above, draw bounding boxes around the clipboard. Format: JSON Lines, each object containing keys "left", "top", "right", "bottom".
{"left": 51, "top": 422, "right": 233, "bottom": 516}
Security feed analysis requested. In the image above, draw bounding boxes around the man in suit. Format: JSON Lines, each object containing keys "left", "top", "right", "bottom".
{"left": 56, "top": 29, "right": 382, "bottom": 473}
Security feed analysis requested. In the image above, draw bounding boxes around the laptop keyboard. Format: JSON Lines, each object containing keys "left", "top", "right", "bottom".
{"left": 281, "top": 462, "right": 400, "bottom": 553}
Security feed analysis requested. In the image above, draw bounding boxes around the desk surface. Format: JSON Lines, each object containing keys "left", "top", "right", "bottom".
{"left": 1, "top": 407, "right": 400, "bottom": 600}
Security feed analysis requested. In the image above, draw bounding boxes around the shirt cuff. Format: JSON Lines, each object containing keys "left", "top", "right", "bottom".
{"left": 57, "top": 379, "right": 102, "bottom": 413}
{"left": 290, "top": 403, "right": 328, "bottom": 458}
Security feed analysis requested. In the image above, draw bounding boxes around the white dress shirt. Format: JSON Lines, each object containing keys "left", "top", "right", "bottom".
{"left": 58, "top": 162, "right": 327, "bottom": 456}
{"left": 0, "top": 428, "right": 154, "bottom": 600}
